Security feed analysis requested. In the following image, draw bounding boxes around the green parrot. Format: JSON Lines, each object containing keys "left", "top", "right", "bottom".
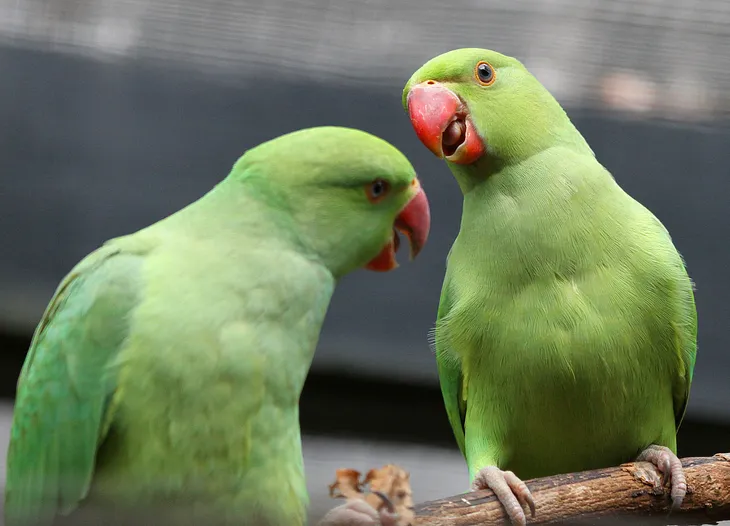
{"left": 402, "top": 49, "right": 697, "bottom": 525}
{"left": 4, "top": 126, "right": 430, "bottom": 526}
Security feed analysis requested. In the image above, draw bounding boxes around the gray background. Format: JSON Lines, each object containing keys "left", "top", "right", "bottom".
{"left": 2, "top": 45, "right": 729, "bottom": 420}
{"left": 1, "top": 0, "right": 729, "bottom": 523}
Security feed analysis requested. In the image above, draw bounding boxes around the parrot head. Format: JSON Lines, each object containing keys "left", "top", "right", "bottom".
{"left": 230, "top": 126, "right": 430, "bottom": 278}
{"left": 402, "top": 48, "right": 588, "bottom": 168}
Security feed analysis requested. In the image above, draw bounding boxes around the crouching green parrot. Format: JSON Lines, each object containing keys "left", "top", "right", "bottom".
{"left": 4, "top": 126, "right": 431, "bottom": 526}
{"left": 402, "top": 49, "right": 697, "bottom": 525}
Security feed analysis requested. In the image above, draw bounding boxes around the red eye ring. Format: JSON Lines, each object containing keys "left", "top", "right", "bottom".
{"left": 366, "top": 179, "right": 390, "bottom": 203}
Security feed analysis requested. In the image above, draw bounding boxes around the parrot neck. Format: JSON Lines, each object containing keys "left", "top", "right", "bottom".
{"left": 157, "top": 177, "right": 317, "bottom": 262}
{"left": 448, "top": 133, "right": 594, "bottom": 196}
{"left": 166, "top": 176, "right": 363, "bottom": 280}
{"left": 450, "top": 94, "right": 595, "bottom": 195}
{"left": 454, "top": 145, "right": 616, "bottom": 257}
{"left": 448, "top": 156, "right": 502, "bottom": 194}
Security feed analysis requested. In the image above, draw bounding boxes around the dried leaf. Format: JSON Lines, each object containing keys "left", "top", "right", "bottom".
{"left": 327, "top": 464, "right": 414, "bottom": 526}
{"left": 328, "top": 468, "right": 366, "bottom": 501}
{"left": 364, "top": 465, "right": 414, "bottom": 525}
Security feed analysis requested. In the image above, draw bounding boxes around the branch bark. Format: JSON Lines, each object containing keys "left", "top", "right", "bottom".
{"left": 414, "top": 453, "right": 730, "bottom": 525}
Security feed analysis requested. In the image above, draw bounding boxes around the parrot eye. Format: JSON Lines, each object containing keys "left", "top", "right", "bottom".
{"left": 366, "top": 179, "right": 390, "bottom": 203}
{"left": 475, "top": 61, "right": 495, "bottom": 86}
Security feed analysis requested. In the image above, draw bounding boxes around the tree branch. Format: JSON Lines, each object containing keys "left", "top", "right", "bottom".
{"left": 414, "top": 453, "right": 730, "bottom": 525}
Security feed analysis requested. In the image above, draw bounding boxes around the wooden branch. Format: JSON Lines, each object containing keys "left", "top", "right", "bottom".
{"left": 414, "top": 453, "right": 730, "bottom": 525}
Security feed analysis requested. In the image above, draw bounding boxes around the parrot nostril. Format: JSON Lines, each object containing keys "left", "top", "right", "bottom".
{"left": 426, "top": 80, "right": 435, "bottom": 85}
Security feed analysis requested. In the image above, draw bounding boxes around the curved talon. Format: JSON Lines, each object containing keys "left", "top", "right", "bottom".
{"left": 503, "top": 470, "right": 536, "bottom": 517}
{"left": 472, "top": 465, "right": 534, "bottom": 526}
{"left": 371, "top": 490, "right": 396, "bottom": 513}
{"left": 637, "top": 444, "right": 687, "bottom": 510}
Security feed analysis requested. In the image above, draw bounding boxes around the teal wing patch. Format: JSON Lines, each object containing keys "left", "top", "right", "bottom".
{"left": 4, "top": 246, "right": 143, "bottom": 526}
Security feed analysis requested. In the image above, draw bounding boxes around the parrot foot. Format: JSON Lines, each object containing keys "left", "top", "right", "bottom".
{"left": 472, "top": 465, "right": 535, "bottom": 526}
{"left": 636, "top": 444, "right": 687, "bottom": 509}
{"left": 317, "top": 499, "right": 398, "bottom": 526}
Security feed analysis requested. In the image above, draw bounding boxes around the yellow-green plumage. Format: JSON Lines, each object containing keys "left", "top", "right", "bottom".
{"left": 5, "top": 127, "right": 424, "bottom": 526}
{"left": 404, "top": 49, "right": 697, "bottom": 484}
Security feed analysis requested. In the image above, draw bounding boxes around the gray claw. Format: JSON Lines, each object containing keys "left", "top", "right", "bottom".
{"left": 636, "top": 444, "right": 687, "bottom": 510}
{"left": 473, "top": 465, "right": 534, "bottom": 526}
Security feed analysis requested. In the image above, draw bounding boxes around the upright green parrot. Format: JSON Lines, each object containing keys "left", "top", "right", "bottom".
{"left": 4, "top": 126, "right": 430, "bottom": 526}
{"left": 402, "top": 49, "right": 697, "bottom": 525}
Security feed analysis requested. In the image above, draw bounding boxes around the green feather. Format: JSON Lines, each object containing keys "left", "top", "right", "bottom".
{"left": 5, "top": 246, "right": 141, "bottom": 525}
{"left": 5, "top": 127, "right": 425, "bottom": 526}
{"left": 405, "top": 50, "right": 697, "bottom": 482}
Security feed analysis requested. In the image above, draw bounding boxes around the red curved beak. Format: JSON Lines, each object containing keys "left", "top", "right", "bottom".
{"left": 366, "top": 179, "right": 431, "bottom": 272}
{"left": 406, "top": 81, "right": 485, "bottom": 165}
{"left": 396, "top": 180, "right": 430, "bottom": 260}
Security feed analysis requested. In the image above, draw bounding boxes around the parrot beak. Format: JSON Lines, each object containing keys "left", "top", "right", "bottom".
{"left": 366, "top": 179, "right": 430, "bottom": 272}
{"left": 406, "top": 81, "right": 485, "bottom": 165}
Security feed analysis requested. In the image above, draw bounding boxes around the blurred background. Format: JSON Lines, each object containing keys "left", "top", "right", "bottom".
{"left": 1, "top": 0, "right": 730, "bottom": 523}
